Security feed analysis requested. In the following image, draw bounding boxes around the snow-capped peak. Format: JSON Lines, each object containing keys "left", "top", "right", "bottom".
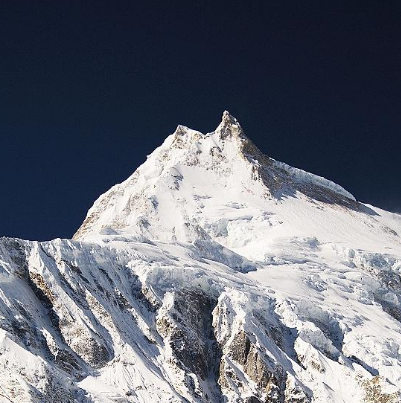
{"left": 74, "top": 113, "right": 367, "bottom": 249}
{"left": 1, "top": 112, "right": 401, "bottom": 403}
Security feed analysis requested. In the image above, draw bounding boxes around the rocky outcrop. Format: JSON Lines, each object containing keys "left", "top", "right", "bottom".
{"left": 360, "top": 376, "right": 399, "bottom": 403}
{"left": 220, "top": 330, "right": 286, "bottom": 402}
{"left": 156, "top": 289, "right": 222, "bottom": 401}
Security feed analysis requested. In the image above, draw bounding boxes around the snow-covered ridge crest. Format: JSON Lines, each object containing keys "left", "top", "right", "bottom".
{"left": 271, "top": 159, "right": 356, "bottom": 201}
{"left": 74, "top": 111, "right": 357, "bottom": 243}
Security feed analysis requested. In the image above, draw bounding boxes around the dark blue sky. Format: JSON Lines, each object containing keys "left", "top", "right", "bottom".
{"left": 1, "top": 1, "right": 400, "bottom": 241}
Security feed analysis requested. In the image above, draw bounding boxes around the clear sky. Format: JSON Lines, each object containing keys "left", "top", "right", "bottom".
{"left": 1, "top": 1, "right": 400, "bottom": 241}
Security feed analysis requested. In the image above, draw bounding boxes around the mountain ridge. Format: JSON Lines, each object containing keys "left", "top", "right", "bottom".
{"left": 0, "top": 113, "right": 400, "bottom": 403}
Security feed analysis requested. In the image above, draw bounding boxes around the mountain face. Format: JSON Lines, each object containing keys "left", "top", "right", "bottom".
{"left": 0, "top": 113, "right": 400, "bottom": 403}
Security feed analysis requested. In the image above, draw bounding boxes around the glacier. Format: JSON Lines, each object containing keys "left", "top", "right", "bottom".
{"left": 0, "top": 111, "right": 400, "bottom": 402}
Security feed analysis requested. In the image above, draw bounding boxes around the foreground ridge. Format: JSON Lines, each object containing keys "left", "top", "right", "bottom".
{"left": 0, "top": 113, "right": 400, "bottom": 403}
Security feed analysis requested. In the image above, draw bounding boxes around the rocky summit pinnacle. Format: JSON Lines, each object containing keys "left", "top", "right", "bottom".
{"left": 217, "top": 110, "right": 244, "bottom": 138}
{"left": 0, "top": 113, "right": 400, "bottom": 403}
{"left": 218, "top": 110, "right": 238, "bottom": 127}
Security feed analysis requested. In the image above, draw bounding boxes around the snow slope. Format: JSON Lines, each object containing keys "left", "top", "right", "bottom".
{"left": 0, "top": 112, "right": 400, "bottom": 403}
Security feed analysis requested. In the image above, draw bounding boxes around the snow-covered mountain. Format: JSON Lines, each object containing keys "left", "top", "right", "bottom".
{"left": 0, "top": 112, "right": 400, "bottom": 403}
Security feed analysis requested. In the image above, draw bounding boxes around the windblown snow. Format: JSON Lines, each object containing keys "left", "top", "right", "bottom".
{"left": 0, "top": 112, "right": 400, "bottom": 403}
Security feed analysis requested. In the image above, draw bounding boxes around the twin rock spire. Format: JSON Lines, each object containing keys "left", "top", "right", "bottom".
{"left": 174, "top": 110, "right": 247, "bottom": 141}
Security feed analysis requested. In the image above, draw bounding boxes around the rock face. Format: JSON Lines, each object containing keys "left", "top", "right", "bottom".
{"left": 0, "top": 112, "right": 400, "bottom": 402}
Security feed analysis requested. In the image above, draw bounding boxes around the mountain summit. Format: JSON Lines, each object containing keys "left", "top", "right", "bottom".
{"left": 0, "top": 113, "right": 400, "bottom": 402}
{"left": 74, "top": 112, "right": 359, "bottom": 246}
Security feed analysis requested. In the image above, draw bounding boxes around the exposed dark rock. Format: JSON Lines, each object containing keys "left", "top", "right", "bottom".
{"left": 156, "top": 288, "right": 223, "bottom": 400}
{"left": 0, "top": 237, "right": 29, "bottom": 278}
{"left": 220, "top": 330, "right": 287, "bottom": 402}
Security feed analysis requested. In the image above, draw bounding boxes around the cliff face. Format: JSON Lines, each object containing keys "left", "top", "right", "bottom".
{"left": 0, "top": 113, "right": 400, "bottom": 403}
